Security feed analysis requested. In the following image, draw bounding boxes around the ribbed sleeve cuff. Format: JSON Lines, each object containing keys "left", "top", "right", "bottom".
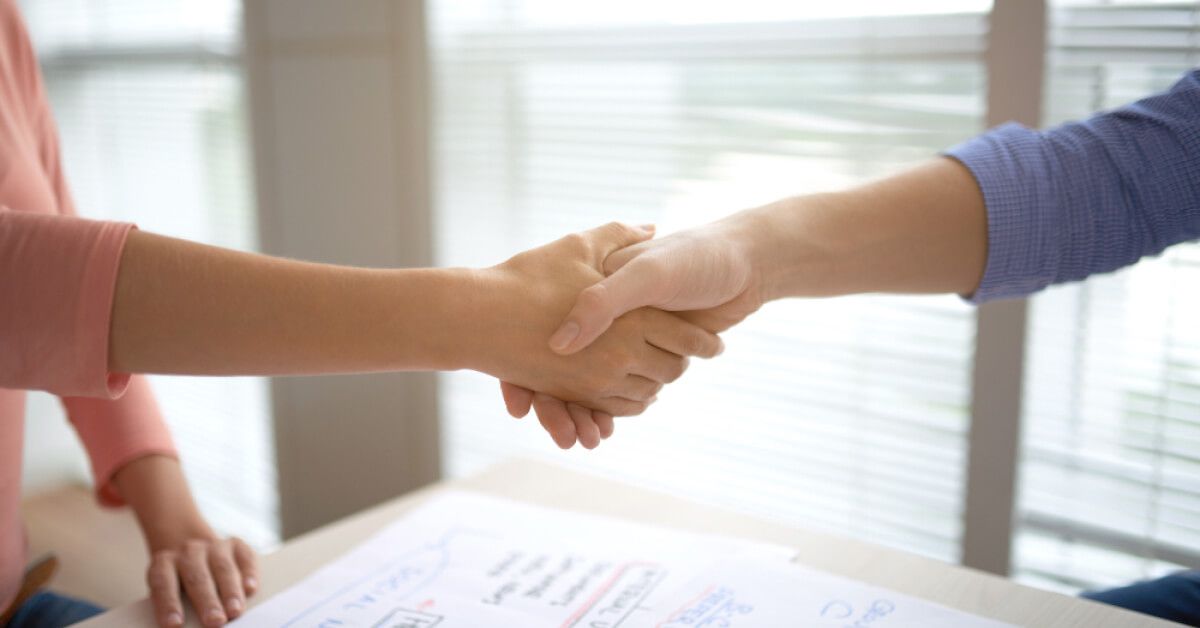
{"left": 78, "top": 220, "right": 137, "bottom": 397}
{"left": 0, "top": 210, "right": 136, "bottom": 397}
{"left": 943, "top": 122, "right": 1057, "bottom": 303}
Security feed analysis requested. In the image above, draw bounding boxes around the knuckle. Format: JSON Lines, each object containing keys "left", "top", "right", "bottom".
{"left": 562, "top": 232, "right": 588, "bottom": 251}
{"left": 602, "top": 221, "right": 627, "bottom": 237}
{"left": 578, "top": 284, "right": 609, "bottom": 311}
{"left": 147, "top": 570, "right": 175, "bottom": 591}
{"left": 184, "top": 539, "right": 209, "bottom": 554}
{"left": 211, "top": 560, "right": 237, "bottom": 578}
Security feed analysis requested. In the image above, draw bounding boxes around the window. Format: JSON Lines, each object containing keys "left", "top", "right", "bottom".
{"left": 433, "top": 0, "right": 1200, "bottom": 591}
{"left": 431, "top": 1, "right": 990, "bottom": 563}
{"left": 22, "top": 0, "right": 278, "bottom": 547}
{"left": 1012, "top": 0, "right": 1200, "bottom": 593}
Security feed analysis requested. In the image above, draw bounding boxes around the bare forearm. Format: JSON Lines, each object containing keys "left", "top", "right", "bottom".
{"left": 108, "top": 226, "right": 719, "bottom": 417}
{"left": 109, "top": 230, "right": 481, "bottom": 375}
{"left": 112, "top": 455, "right": 211, "bottom": 550}
{"left": 733, "top": 157, "right": 988, "bottom": 301}
{"left": 116, "top": 455, "right": 261, "bottom": 626}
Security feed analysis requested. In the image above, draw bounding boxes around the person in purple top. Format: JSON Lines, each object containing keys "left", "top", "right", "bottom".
{"left": 498, "top": 70, "right": 1200, "bottom": 625}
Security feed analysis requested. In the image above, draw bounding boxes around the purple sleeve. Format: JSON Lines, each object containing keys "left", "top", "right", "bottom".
{"left": 944, "top": 69, "right": 1200, "bottom": 303}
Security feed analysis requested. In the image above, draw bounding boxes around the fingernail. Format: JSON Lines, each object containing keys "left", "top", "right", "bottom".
{"left": 638, "top": 223, "right": 656, "bottom": 232}
{"left": 228, "top": 597, "right": 244, "bottom": 612}
{"left": 549, "top": 321, "right": 580, "bottom": 352}
{"left": 206, "top": 608, "right": 226, "bottom": 625}
{"left": 245, "top": 577, "right": 258, "bottom": 591}
{"left": 165, "top": 612, "right": 183, "bottom": 626}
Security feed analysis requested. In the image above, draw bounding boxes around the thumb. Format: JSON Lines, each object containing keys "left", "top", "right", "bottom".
{"left": 548, "top": 259, "right": 661, "bottom": 355}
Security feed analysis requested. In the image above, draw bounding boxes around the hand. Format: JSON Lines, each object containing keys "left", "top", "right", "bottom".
{"left": 497, "top": 220, "right": 757, "bottom": 448}
{"left": 548, "top": 219, "right": 766, "bottom": 356}
{"left": 473, "top": 223, "right": 724, "bottom": 439}
{"left": 112, "top": 455, "right": 260, "bottom": 627}
{"left": 499, "top": 381, "right": 614, "bottom": 449}
{"left": 147, "top": 534, "right": 258, "bottom": 627}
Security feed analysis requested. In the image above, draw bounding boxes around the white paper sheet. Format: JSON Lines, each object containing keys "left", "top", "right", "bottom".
{"left": 648, "top": 558, "right": 1016, "bottom": 628}
{"left": 234, "top": 491, "right": 795, "bottom": 627}
{"left": 235, "top": 491, "right": 1011, "bottom": 628}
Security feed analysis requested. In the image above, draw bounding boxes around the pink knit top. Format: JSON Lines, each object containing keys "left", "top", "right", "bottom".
{"left": 0, "top": 0, "right": 177, "bottom": 611}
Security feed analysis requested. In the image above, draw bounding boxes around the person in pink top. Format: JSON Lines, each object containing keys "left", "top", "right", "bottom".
{"left": 0, "top": 2, "right": 724, "bottom": 627}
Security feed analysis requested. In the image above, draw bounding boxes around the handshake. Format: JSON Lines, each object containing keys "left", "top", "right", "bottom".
{"left": 108, "top": 156, "right": 982, "bottom": 450}
{"left": 477, "top": 221, "right": 765, "bottom": 450}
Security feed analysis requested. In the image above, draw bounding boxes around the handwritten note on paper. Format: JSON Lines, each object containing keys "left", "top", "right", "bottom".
{"left": 233, "top": 491, "right": 795, "bottom": 627}
{"left": 648, "top": 558, "right": 1016, "bottom": 628}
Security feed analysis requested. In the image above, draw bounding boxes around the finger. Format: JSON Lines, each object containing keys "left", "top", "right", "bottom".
{"left": 180, "top": 542, "right": 226, "bottom": 627}
{"left": 601, "top": 239, "right": 648, "bottom": 275}
{"left": 532, "top": 393, "right": 577, "bottom": 449}
{"left": 642, "top": 309, "right": 724, "bottom": 359}
{"left": 581, "top": 221, "right": 655, "bottom": 264}
{"left": 630, "top": 343, "right": 690, "bottom": 385}
{"left": 231, "top": 537, "right": 259, "bottom": 596}
{"left": 549, "top": 262, "right": 666, "bottom": 356}
{"left": 594, "top": 412, "right": 615, "bottom": 439}
{"left": 147, "top": 552, "right": 184, "bottom": 628}
{"left": 566, "top": 403, "right": 603, "bottom": 450}
{"left": 676, "top": 308, "right": 733, "bottom": 334}
{"left": 677, "top": 292, "right": 759, "bottom": 334}
{"left": 209, "top": 541, "right": 246, "bottom": 619}
{"left": 615, "top": 374, "right": 663, "bottom": 401}
{"left": 500, "top": 381, "right": 534, "bottom": 418}
{"left": 593, "top": 396, "right": 651, "bottom": 417}
{"left": 548, "top": 223, "right": 659, "bottom": 355}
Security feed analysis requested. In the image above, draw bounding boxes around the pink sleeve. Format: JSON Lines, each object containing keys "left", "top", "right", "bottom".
{"left": 0, "top": 208, "right": 136, "bottom": 398}
{"left": 62, "top": 375, "right": 178, "bottom": 507}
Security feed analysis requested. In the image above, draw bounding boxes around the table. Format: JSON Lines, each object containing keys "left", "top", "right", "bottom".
{"left": 79, "top": 458, "right": 1180, "bottom": 627}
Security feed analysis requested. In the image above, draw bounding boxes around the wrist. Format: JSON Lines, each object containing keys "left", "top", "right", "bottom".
{"left": 113, "top": 455, "right": 214, "bottom": 551}
{"left": 143, "top": 511, "right": 216, "bottom": 552}
{"left": 450, "top": 264, "right": 539, "bottom": 378}
{"left": 718, "top": 212, "right": 773, "bottom": 305}
{"left": 407, "top": 265, "right": 530, "bottom": 376}
{"left": 724, "top": 193, "right": 849, "bottom": 302}
{"left": 367, "top": 266, "right": 495, "bottom": 373}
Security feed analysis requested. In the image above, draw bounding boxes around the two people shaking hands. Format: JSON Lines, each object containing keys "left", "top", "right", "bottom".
{"left": 98, "top": 156, "right": 988, "bottom": 451}
{"left": 5, "top": 6, "right": 1199, "bottom": 617}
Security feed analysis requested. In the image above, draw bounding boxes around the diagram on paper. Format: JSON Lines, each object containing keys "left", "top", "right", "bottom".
{"left": 235, "top": 492, "right": 1013, "bottom": 628}
{"left": 233, "top": 492, "right": 792, "bottom": 627}
{"left": 652, "top": 558, "right": 1017, "bottom": 628}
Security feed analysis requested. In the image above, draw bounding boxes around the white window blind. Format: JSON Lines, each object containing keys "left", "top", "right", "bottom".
{"left": 431, "top": 1, "right": 989, "bottom": 563}
{"left": 21, "top": 0, "right": 279, "bottom": 547}
{"left": 1013, "top": 1, "right": 1200, "bottom": 593}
